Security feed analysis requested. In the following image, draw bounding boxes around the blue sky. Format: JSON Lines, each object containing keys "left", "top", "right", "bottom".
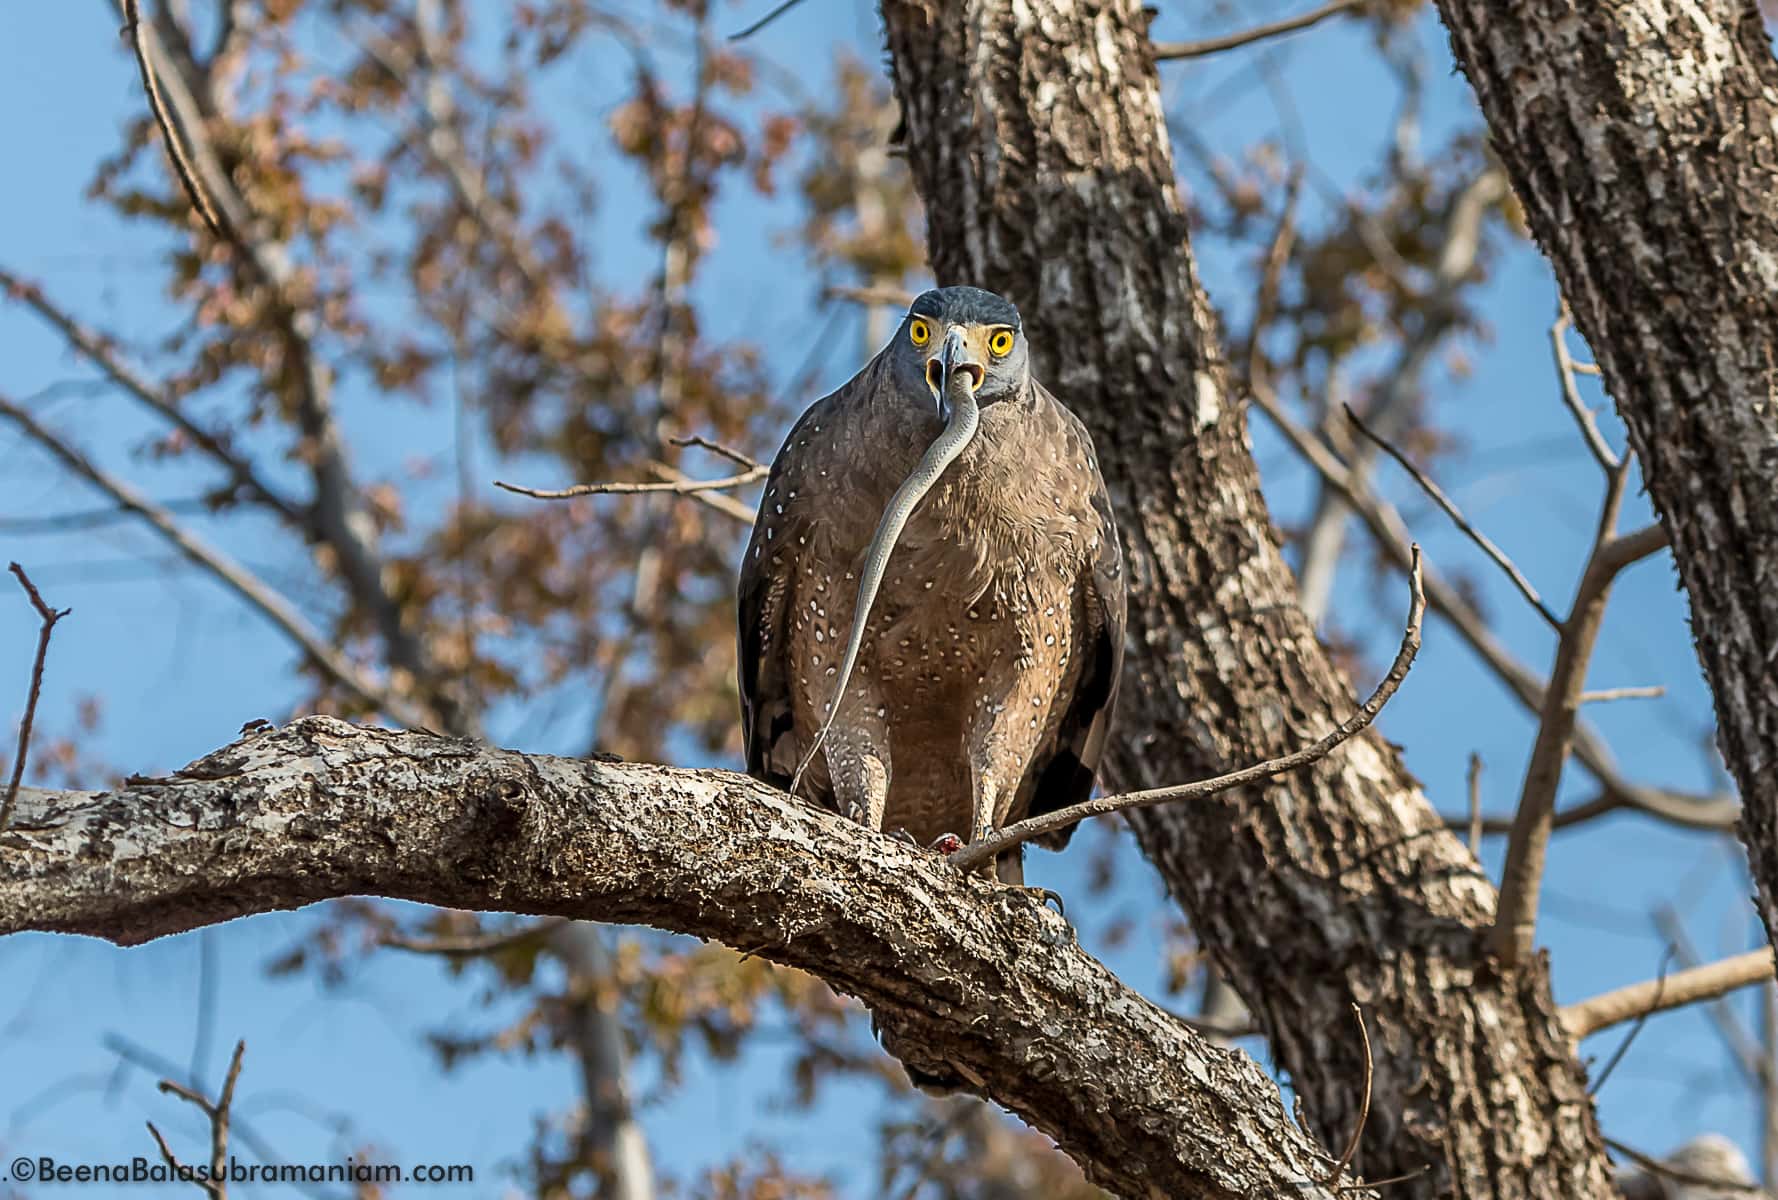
{"left": 0, "top": 1, "right": 1766, "bottom": 1194}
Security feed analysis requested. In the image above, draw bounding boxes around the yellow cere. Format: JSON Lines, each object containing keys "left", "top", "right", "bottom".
{"left": 909, "top": 317, "right": 931, "bottom": 346}
{"left": 989, "top": 328, "right": 1014, "bottom": 357}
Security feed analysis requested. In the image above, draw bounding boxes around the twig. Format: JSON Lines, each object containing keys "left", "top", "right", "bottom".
{"left": 1316, "top": 1004, "right": 1372, "bottom": 1186}
{"left": 1578, "top": 685, "right": 1665, "bottom": 704}
{"left": 121, "top": 0, "right": 225, "bottom": 239}
{"left": 103, "top": 1035, "right": 332, "bottom": 1200}
{"left": 145, "top": 1122, "right": 197, "bottom": 1187}
{"left": 493, "top": 463, "right": 766, "bottom": 502}
{"left": 0, "top": 497, "right": 221, "bottom": 534}
{"left": 1604, "top": 1136, "right": 1765, "bottom": 1196}
{"left": 1563, "top": 946, "right": 1771, "bottom": 1039}
{"left": 669, "top": 433, "right": 762, "bottom": 471}
{"left": 1345, "top": 404, "right": 1561, "bottom": 630}
{"left": 0, "top": 268, "right": 303, "bottom": 525}
{"left": 644, "top": 462, "right": 756, "bottom": 524}
{"left": 1, "top": 564, "right": 70, "bottom": 835}
{"left": 1465, "top": 753, "right": 1483, "bottom": 858}
{"left": 381, "top": 916, "right": 570, "bottom": 956}
{"left": 0, "top": 394, "right": 428, "bottom": 729}
{"left": 149, "top": 1039, "right": 246, "bottom": 1198}
{"left": 1252, "top": 386, "right": 1725, "bottom": 834}
{"left": 0, "top": 272, "right": 300, "bottom": 526}
{"left": 1489, "top": 461, "right": 1668, "bottom": 965}
{"left": 1584, "top": 946, "right": 1673, "bottom": 1096}
{"left": 1654, "top": 907, "right": 1772, "bottom": 1092}
{"left": 950, "top": 546, "right": 1425, "bottom": 871}
{"left": 1550, "top": 308, "right": 1619, "bottom": 472}
{"left": 728, "top": 0, "right": 807, "bottom": 41}
{"left": 1152, "top": 0, "right": 1363, "bottom": 60}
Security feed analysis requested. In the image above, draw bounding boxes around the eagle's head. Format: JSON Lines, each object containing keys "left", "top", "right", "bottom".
{"left": 886, "top": 285, "right": 1029, "bottom": 420}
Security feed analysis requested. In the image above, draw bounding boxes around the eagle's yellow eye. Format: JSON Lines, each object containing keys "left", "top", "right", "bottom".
{"left": 989, "top": 328, "right": 1015, "bottom": 358}
{"left": 909, "top": 318, "right": 931, "bottom": 346}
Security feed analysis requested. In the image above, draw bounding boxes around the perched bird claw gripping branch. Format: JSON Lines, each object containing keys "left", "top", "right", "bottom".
{"left": 737, "top": 286, "right": 1126, "bottom": 886}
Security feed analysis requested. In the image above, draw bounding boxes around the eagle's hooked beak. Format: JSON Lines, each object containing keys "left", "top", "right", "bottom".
{"left": 927, "top": 326, "right": 985, "bottom": 420}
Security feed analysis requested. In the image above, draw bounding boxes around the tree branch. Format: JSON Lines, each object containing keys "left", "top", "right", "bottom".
{"left": 0, "top": 717, "right": 1363, "bottom": 1200}
{"left": 0, "top": 393, "right": 426, "bottom": 729}
{"left": 1549, "top": 309, "right": 1619, "bottom": 473}
{"left": 494, "top": 464, "right": 766, "bottom": 502}
{"left": 1489, "top": 463, "right": 1668, "bottom": 965}
{"left": 121, "top": 0, "right": 226, "bottom": 239}
{"left": 1151, "top": 0, "right": 1363, "bottom": 61}
{"left": 0, "top": 267, "right": 303, "bottom": 525}
{"left": 1249, "top": 387, "right": 1724, "bottom": 833}
{"left": 949, "top": 546, "right": 1425, "bottom": 871}
{"left": 1344, "top": 403, "right": 1561, "bottom": 630}
{"left": 1561, "top": 948, "right": 1774, "bottom": 1039}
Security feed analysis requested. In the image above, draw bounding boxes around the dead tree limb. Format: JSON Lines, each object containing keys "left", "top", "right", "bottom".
{"left": 0, "top": 717, "right": 1363, "bottom": 1200}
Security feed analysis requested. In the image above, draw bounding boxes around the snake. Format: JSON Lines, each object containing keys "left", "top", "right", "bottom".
{"left": 788, "top": 361, "right": 982, "bottom": 800}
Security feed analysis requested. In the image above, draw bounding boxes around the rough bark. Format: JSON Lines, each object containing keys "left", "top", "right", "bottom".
{"left": 1429, "top": 0, "right": 1778, "bottom": 948}
{"left": 880, "top": 3, "right": 1613, "bottom": 1196}
{"left": 0, "top": 716, "right": 1355, "bottom": 1200}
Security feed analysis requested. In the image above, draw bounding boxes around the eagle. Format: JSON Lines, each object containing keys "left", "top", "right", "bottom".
{"left": 737, "top": 285, "right": 1124, "bottom": 883}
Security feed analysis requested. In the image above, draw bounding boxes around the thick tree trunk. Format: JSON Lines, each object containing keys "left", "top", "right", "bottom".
{"left": 880, "top": 3, "right": 1614, "bottom": 1196}
{"left": 1430, "top": 0, "right": 1778, "bottom": 953}
{"left": 0, "top": 717, "right": 1353, "bottom": 1200}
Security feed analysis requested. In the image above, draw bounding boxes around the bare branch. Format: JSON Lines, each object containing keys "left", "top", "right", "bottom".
{"left": 494, "top": 464, "right": 766, "bottom": 502}
{"left": 148, "top": 1038, "right": 245, "bottom": 1198}
{"left": 1489, "top": 461, "right": 1666, "bottom": 965}
{"left": 1316, "top": 1004, "right": 1372, "bottom": 1187}
{"left": 121, "top": 0, "right": 225, "bottom": 239}
{"left": 0, "top": 394, "right": 427, "bottom": 729}
{"left": 1152, "top": 0, "right": 1363, "bottom": 61}
{"left": 728, "top": 0, "right": 810, "bottom": 41}
{"left": 1550, "top": 308, "right": 1619, "bottom": 472}
{"left": 1249, "top": 388, "right": 1729, "bottom": 833}
{"left": 145, "top": 1122, "right": 199, "bottom": 1193}
{"left": 1562, "top": 948, "right": 1772, "bottom": 1039}
{"left": 949, "top": 547, "right": 1425, "bottom": 871}
{"left": 643, "top": 462, "right": 757, "bottom": 524}
{"left": 116, "top": 10, "right": 447, "bottom": 732}
{"left": 1, "top": 564, "right": 70, "bottom": 835}
{"left": 0, "top": 268, "right": 303, "bottom": 524}
{"left": 0, "top": 497, "right": 221, "bottom": 534}
{"left": 1345, "top": 403, "right": 1561, "bottom": 630}
{"left": 1586, "top": 946, "right": 1674, "bottom": 1096}
{"left": 1291, "top": 167, "right": 1506, "bottom": 624}
{"left": 1655, "top": 907, "right": 1773, "bottom": 1094}
{"left": 1578, "top": 686, "right": 1665, "bottom": 704}
{"left": 0, "top": 718, "right": 1359, "bottom": 1200}
{"left": 669, "top": 433, "right": 763, "bottom": 471}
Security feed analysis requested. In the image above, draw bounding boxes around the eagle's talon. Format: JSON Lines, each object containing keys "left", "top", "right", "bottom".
{"left": 1032, "top": 887, "right": 1066, "bottom": 920}
{"left": 889, "top": 827, "right": 920, "bottom": 846}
